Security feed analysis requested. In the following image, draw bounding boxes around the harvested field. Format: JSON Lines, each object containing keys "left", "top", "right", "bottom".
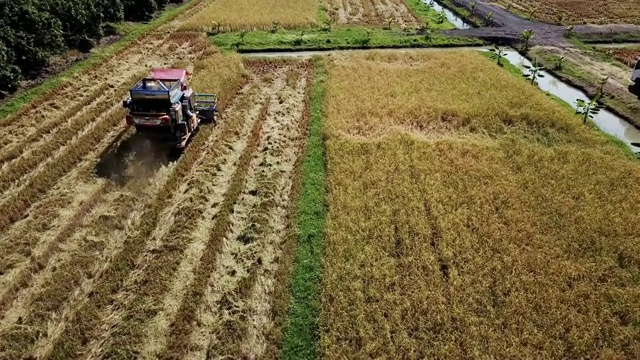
{"left": 324, "top": 0, "right": 420, "bottom": 27}
{"left": 0, "top": 8, "right": 312, "bottom": 357}
{"left": 596, "top": 46, "right": 640, "bottom": 68}
{"left": 180, "top": 0, "right": 318, "bottom": 32}
{"left": 491, "top": 0, "right": 640, "bottom": 25}
{"left": 321, "top": 50, "right": 640, "bottom": 358}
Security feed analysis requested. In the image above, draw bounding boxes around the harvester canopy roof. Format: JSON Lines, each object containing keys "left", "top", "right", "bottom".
{"left": 151, "top": 68, "right": 190, "bottom": 81}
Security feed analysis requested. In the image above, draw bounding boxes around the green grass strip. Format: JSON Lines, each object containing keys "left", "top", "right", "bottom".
{"left": 211, "top": 27, "right": 483, "bottom": 52}
{"left": 404, "top": 0, "right": 456, "bottom": 29}
{"left": 0, "top": 0, "right": 200, "bottom": 121}
{"left": 280, "top": 57, "right": 327, "bottom": 360}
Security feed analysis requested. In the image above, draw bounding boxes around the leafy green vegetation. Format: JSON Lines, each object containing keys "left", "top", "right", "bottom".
{"left": 574, "top": 31, "right": 640, "bottom": 44}
{"left": 404, "top": 0, "right": 456, "bottom": 30}
{"left": 280, "top": 57, "right": 327, "bottom": 360}
{"left": 211, "top": 27, "right": 483, "bottom": 52}
{"left": 0, "top": 0, "right": 185, "bottom": 95}
{"left": 439, "top": 0, "right": 484, "bottom": 27}
{"left": 0, "top": 0, "right": 197, "bottom": 120}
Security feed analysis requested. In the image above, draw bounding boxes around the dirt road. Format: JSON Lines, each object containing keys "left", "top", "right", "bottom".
{"left": 440, "top": 0, "right": 640, "bottom": 47}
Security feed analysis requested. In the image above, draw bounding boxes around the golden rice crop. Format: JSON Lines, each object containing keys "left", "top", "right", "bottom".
{"left": 320, "top": 51, "right": 640, "bottom": 358}
{"left": 180, "top": 0, "right": 318, "bottom": 32}
{"left": 324, "top": 50, "right": 603, "bottom": 145}
{"left": 190, "top": 51, "right": 248, "bottom": 106}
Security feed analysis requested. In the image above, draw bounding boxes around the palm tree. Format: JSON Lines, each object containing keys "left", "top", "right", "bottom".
{"left": 556, "top": 13, "right": 566, "bottom": 25}
{"left": 385, "top": 17, "right": 395, "bottom": 30}
{"left": 271, "top": 21, "right": 280, "bottom": 33}
{"left": 523, "top": 58, "right": 545, "bottom": 86}
{"left": 506, "top": 2, "right": 512, "bottom": 11}
{"left": 470, "top": 1, "right": 477, "bottom": 15}
{"left": 485, "top": 11, "right": 494, "bottom": 25}
{"left": 239, "top": 29, "right": 248, "bottom": 43}
{"left": 575, "top": 94, "right": 605, "bottom": 124}
{"left": 521, "top": 29, "right": 534, "bottom": 50}
{"left": 436, "top": 11, "right": 446, "bottom": 24}
{"left": 488, "top": 45, "right": 506, "bottom": 66}
{"left": 527, "top": 7, "right": 537, "bottom": 20}
{"left": 428, "top": 0, "right": 435, "bottom": 8}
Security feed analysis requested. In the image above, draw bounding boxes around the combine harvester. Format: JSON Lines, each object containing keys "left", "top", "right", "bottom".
{"left": 122, "top": 68, "right": 217, "bottom": 149}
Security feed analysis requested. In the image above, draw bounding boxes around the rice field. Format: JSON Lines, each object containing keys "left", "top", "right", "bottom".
{"left": 323, "top": 0, "right": 420, "bottom": 27}
{"left": 492, "top": 0, "right": 640, "bottom": 25}
{"left": 180, "top": 0, "right": 319, "bottom": 32}
{"left": 321, "top": 50, "right": 640, "bottom": 358}
{"left": 0, "top": 8, "right": 314, "bottom": 356}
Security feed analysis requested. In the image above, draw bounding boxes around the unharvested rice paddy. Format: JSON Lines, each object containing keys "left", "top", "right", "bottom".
{"left": 323, "top": 0, "right": 420, "bottom": 27}
{"left": 0, "top": 4, "right": 313, "bottom": 357}
{"left": 321, "top": 50, "right": 640, "bottom": 358}
{"left": 181, "top": 0, "right": 319, "bottom": 32}
{"left": 492, "top": 0, "right": 640, "bottom": 24}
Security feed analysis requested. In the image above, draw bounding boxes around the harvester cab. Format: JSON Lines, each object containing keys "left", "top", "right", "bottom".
{"left": 122, "top": 68, "right": 218, "bottom": 149}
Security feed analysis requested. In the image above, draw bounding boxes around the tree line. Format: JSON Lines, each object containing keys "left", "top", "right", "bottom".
{"left": 0, "top": 0, "right": 183, "bottom": 95}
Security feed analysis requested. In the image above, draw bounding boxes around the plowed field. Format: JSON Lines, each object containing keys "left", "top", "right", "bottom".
{"left": 0, "top": 5, "right": 312, "bottom": 357}
{"left": 492, "top": 0, "right": 640, "bottom": 25}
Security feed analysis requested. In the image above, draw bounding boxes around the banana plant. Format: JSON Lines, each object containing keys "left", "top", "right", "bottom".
{"left": 428, "top": 0, "right": 435, "bottom": 8}
{"left": 322, "top": 18, "right": 334, "bottom": 32}
{"left": 271, "top": 21, "right": 280, "bottom": 33}
{"left": 436, "top": 11, "right": 446, "bottom": 24}
{"left": 506, "top": 2, "right": 512, "bottom": 11}
{"left": 554, "top": 55, "right": 566, "bottom": 70}
{"left": 385, "top": 17, "right": 395, "bottom": 30}
{"left": 470, "top": 1, "right": 476, "bottom": 15}
{"left": 575, "top": 95, "right": 605, "bottom": 124}
{"left": 521, "top": 29, "right": 534, "bottom": 50}
{"left": 485, "top": 11, "right": 494, "bottom": 25}
{"left": 424, "top": 29, "right": 432, "bottom": 42}
{"left": 527, "top": 7, "right": 537, "bottom": 20}
{"left": 597, "top": 76, "right": 609, "bottom": 96}
{"left": 488, "top": 45, "right": 506, "bottom": 66}
{"left": 210, "top": 21, "right": 221, "bottom": 34}
{"left": 523, "top": 58, "right": 545, "bottom": 86}
{"left": 239, "top": 29, "right": 248, "bottom": 43}
{"left": 556, "top": 13, "right": 566, "bottom": 25}
{"left": 565, "top": 25, "right": 574, "bottom": 37}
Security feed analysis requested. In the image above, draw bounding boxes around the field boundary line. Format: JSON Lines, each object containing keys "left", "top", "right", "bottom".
{"left": 280, "top": 57, "right": 328, "bottom": 359}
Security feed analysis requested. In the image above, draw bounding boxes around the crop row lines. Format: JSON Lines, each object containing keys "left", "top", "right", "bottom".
{"left": 39, "top": 78, "right": 259, "bottom": 359}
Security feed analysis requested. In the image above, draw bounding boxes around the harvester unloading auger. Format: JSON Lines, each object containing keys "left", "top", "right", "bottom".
{"left": 122, "top": 68, "right": 217, "bottom": 149}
